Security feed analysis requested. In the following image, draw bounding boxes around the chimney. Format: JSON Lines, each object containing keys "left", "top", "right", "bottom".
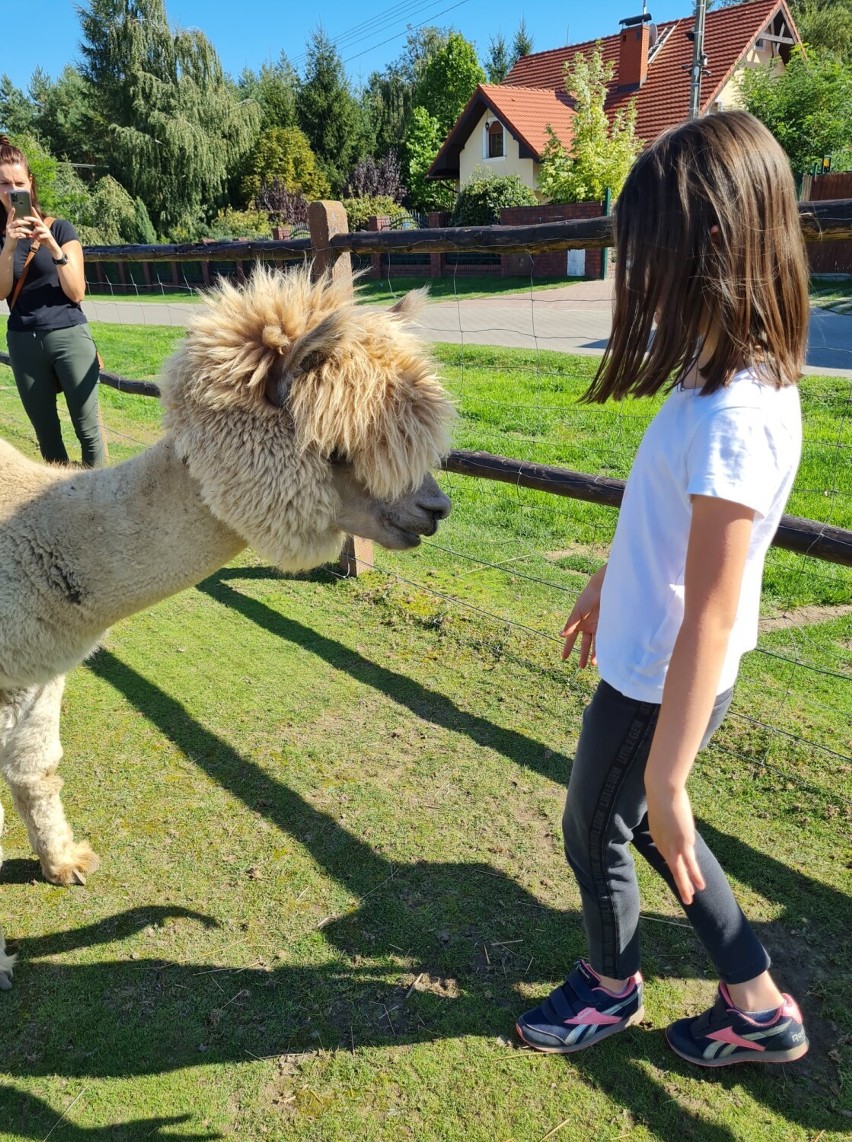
{"left": 618, "top": 14, "right": 651, "bottom": 90}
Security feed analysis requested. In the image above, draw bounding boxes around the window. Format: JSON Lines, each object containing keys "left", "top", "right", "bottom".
{"left": 487, "top": 120, "right": 505, "bottom": 159}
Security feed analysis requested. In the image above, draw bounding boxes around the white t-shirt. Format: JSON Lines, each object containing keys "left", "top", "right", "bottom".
{"left": 595, "top": 369, "right": 802, "bottom": 703}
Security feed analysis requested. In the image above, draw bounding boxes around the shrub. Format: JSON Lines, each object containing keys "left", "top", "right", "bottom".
{"left": 253, "top": 180, "right": 310, "bottom": 225}
{"left": 342, "top": 194, "right": 399, "bottom": 232}
{"left": 241, "top": 126, "right": 329, "bottom": 202}
{"left": 207, "top": 208, "right": 272, "bottom": 240}
{"left": 345, "top": 151, "right": 406, "bottom": 202}
{"left": 450, "top": 171, "right": 537, "bottom": 226}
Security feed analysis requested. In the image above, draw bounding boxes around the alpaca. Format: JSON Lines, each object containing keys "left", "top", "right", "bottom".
{"left": 0, "top": 266, "right": 453, "bottom": 985}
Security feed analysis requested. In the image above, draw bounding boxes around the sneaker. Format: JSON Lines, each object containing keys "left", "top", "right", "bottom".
{"left": 666, "top": 982, "right": 809, "bottom": 1067}
{"left": 516, "top": 960, "right": 644, "bottom": 1054}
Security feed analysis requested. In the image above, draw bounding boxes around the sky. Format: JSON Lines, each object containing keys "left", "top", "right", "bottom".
{"left": 4, "top": 0, "right": 698, "bottom": 92}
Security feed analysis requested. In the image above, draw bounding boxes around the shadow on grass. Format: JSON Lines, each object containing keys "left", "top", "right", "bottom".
{"left": 3, "top": 569, "right": 847, "bottom": 1138}
{"left": 0, "top": 1088, "right": 218, "bottom": 1140}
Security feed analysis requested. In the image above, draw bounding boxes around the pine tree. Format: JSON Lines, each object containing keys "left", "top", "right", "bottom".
{"left": 485, "top": 33, "right": 510, "bottom": 84}
{"left": 238, "top": 53, "right": 299, "bottom": 131}
{"left": 510, "top": 18, "right": 534, "bottom": 68}
{"left": 77, "top": 0, "right": 260, "bottom": 235}
{"left": 0, "top": 75, "right": 36, "bottom": 136}
{"left": 296, "top": 28, "right": 368, "bottom": 196}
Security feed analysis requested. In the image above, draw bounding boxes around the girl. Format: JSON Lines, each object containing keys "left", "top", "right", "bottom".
{"left": 516, "top": 111, "right": 810, "bottom": 1067}
{"left": 0, "top": 136, "right": 106, "bottom": 467}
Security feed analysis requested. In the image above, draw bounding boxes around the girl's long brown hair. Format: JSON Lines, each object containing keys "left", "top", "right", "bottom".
{"left": 0, "top": 135, "right": 42, "bottom": 235}
{"left": 584, "top": 110, "right": 809, "bottom": 402}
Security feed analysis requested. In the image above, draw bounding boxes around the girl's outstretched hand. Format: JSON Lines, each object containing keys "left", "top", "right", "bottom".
{"left": 646, "top": 783, "right": 706, "bottom": 906}
{"left": 561, "top": 564, "right": 606, "bottom": 665}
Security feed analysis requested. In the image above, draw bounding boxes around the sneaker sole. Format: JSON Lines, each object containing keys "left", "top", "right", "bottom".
{"left": 515, "top": 1005, "right": 645, "bottom": 1054}
{"left": 665, "top": 1029, "right": 810, "bottom": 1068}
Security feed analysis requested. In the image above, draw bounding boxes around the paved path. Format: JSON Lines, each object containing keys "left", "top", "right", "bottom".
{"left": 78, "top": 279, "right": 852, "bottom": 377}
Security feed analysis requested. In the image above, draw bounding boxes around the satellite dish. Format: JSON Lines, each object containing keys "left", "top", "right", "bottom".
{"left": 649, "top": 21, "right": 659, "bottom": 47}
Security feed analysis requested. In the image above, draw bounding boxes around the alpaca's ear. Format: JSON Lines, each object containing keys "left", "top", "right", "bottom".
{"left": 264, "top": 309, "right": 352, "bottom": 407}
{"left": 287, "top": 310, "right": 352, "bottom": 375}
{"left": 389, "top": 287, "right": 429, "bottom": 321}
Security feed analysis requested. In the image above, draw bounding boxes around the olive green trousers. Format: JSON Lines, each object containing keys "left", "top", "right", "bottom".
{"left": 7, "top": 324, "right": 106, "bottom": 468}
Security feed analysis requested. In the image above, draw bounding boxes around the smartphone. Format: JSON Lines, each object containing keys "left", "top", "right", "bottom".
{"left": 9, "top": 190, "right": 32, "bottom": 220}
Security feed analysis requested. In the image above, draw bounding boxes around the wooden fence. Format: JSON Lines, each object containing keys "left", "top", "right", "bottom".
{"left": 3, "top": 198, "right": 851, "bottom": 572}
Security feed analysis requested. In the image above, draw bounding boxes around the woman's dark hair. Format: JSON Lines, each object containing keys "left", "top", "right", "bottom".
{"left": 0, "top": 135, "right": 42, "bottom": 234}
{"left": 584, "top": 110, "right": 809, "bottom": 402}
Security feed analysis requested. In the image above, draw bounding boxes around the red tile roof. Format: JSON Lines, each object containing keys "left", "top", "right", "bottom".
{"left": 430, "top": 0, "right": 799, "bottom": 178}
{"left": 505, "top": 0, "right": 798, "bottom": 144}
{"left": 428, "top": 85, "right": 574, "bottom": 179}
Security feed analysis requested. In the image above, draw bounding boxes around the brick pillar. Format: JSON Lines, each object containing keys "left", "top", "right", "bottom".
{"left": 427, "top": 211, "right": 448, "bottom": 279}
{"left": 367, "top": 215, "right": 390, "bottom": 279}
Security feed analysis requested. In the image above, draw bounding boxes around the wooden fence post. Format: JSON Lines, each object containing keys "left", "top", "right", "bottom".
{"left": 308, "top": 200, "right": 354, "bottom": 291}
{"left": 308, "top": 200, "right": 372, "bottom": 576}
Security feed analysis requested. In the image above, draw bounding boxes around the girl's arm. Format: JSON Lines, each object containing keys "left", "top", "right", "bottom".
{"left": 27, "top": 216, "right": 86, "bottom": 304}
{"left": 644, "top": 494, "right": 755, "bottom": 905}
{"left": 0, "top": 216, "right": 26, "bottom": 300}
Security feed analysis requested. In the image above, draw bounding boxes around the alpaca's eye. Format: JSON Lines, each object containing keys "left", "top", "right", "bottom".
{"left": 327, "top": 449, "right": 345, "bottom": 465}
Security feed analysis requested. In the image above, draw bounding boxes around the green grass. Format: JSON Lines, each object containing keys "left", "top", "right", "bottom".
{"left": 355, "top": 275, "right": 575, "bottom": 305}
{"left": 810, "top": 277, "right": 852, "bottom": 314}
{"left": 85, "top": 288, "right": 202, "bottom": 303}
{"left": 83, "top": 275, "right": 576, "bottom": 307}
{"left": 0, "top": 324, "right": 849, "bottom": 1140}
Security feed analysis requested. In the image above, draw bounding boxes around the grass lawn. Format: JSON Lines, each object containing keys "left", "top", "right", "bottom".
{"left": 83, "top": 274, "right": 576, "bottom": 307}
{"left": 0, "top": 323, "right": 849, "bottom": 1140}
{"left": 810, "top": 277, "right": 852, "bottom": 314}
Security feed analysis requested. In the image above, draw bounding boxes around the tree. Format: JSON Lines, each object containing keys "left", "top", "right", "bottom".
{"left": 241, "top": 126, "right": 329, "bottom": 203}
{"left": 29, "top": 66, "right": 96, "bottom": 165}
{"left": 296, "top": 28, "right": 368, "bottom": 195}
{"left": 362, "top": 26, "right": 449, "bottom": 160}
{"left": 0, "top": 75, "right": 36, "bottom": 136}
{"left": 414, "top": 31, "right": 485, "bottom": 137}
{"left": 740, "top": 45, "right": 852, "bottom": 174}
{"left": 403, "top": 106, "right": 456, "bottom": 211}
{"left": 538, "top": 43, "right": 641, "bottom": 203}
{"left": 485, "top": 33, "right": 510, "bottom": 84}
{"left": 77, "top": 0, "right": 260, "bottom": 235}
{"left": 510, "top": 18, "right": 534, "bottom": 67}
{"left": 792, "top": 0, "right": 852, "bottom": 65}
{"left": 237, "top": 53, "right": 299, "bottom": 130}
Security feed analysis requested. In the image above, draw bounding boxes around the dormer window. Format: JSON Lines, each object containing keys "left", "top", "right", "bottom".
{"left": 486, "top": 120, "right": 505, "bottom": 158}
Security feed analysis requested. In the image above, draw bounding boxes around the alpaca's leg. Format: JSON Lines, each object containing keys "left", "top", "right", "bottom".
{"left": 0, "top": 926, "right": 15, "bottom": 989}
{"left": 0, "top": 779, "right": 14, "bottom": 986}
{"left": 1, "top": 678, "right": 100, "bottom": 886}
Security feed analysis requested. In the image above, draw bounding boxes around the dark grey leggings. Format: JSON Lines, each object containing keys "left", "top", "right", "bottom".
{"left": 7, "top": 325, "right": 106, "bottom": 467}
{"left": 563, "top": 680, "right": 771, "bottom": 984}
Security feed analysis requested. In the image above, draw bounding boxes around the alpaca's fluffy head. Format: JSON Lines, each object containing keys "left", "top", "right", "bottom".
{"left": 159, "top": 265, "right": 454, "bottom": 570}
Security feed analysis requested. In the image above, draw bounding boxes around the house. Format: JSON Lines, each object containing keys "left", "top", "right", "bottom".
{"left": 428, "top": 0, "right": 800, "bottom": 192}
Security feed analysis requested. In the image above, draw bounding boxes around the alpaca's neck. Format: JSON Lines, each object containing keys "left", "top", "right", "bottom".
{"left": 63, "top": 437, "right": 246, "bottom": 629}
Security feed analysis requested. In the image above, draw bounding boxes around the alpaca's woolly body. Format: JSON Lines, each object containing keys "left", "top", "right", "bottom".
{"left": 0, "top": 267, "right": 453, "bottom": 984}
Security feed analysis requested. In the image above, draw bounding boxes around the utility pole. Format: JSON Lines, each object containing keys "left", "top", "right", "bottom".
{"left": 688, "top": 0, "right": 708, "bottom": 119}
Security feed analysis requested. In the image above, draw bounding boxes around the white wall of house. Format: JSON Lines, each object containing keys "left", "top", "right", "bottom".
{"left": 458, "top": 108, "right": 539, "bottom": 189}
{"left": 711, "top": 38, "right": 782, "bottom": 111}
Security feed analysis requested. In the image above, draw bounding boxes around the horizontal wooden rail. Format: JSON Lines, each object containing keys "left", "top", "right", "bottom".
{"left": 78, "top": 198, "right": 852, "bottom": 263}
{"left": 443, "top": 450, "right": 852, "bottom": 566}
{"left": 83, "top": 237, "right": 312, "bottom": 264}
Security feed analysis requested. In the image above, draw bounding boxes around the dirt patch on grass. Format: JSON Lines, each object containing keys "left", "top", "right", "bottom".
{"left": 759, "top": 602, "right": 852, "bottom": 633}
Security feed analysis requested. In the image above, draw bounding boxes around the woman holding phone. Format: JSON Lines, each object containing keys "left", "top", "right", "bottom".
{"left": 0, "top": 135, "right": 106, "bottom": 467}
